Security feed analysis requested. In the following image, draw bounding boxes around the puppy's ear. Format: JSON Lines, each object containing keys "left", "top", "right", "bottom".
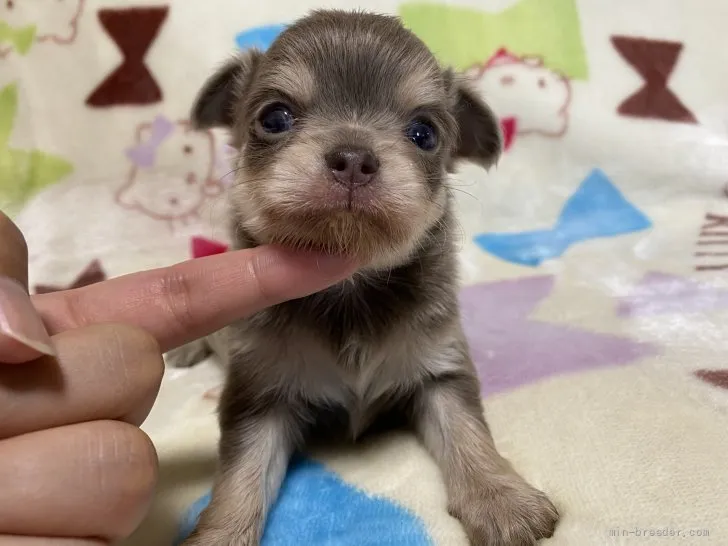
{"left": 445, "top": 70, "right": 502, "bottom": 169}
{"left": 191, "top": 50, "right": 262, "bottom": 130}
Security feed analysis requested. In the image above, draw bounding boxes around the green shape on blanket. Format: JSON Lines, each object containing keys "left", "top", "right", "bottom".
{"left": 0, "top": 84, "right": 73, "bottom": 214}
{"left": 0, "top": 21, "right": 36, "bottom": 55}
{"left": 399, "top": 0, "right": 588, "bottom": 79}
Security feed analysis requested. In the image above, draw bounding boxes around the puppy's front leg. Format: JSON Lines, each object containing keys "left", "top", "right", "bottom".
{"left": 182, "top": 404, "right": 300, "bottom": 546}
{"left": 414, "top": 364, "right": 559, "bottom": 546}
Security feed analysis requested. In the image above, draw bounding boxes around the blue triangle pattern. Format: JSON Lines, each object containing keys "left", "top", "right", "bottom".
{"left": 474, "top": 169, "right": 652, "bottom": 267}
{"left": 175, "top": 456, "right": 434, "bottom": 546}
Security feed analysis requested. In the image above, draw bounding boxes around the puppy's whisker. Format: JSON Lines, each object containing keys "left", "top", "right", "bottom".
{"left": 447, "top": 186, "right": 480, "bottom": 203}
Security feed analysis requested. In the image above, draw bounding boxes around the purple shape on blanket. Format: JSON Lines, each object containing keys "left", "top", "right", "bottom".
{"left": 616, "top": 271, "right": 728, "bottom": 317}
{"left": 125, "top": 114, "right": 174, "bottom": 167}
{"left": 459, "top": 275, "right": 656, "bottom": 397}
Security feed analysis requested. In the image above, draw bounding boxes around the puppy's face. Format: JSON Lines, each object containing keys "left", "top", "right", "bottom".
{"left": 192, "top": 10, "right": 501, "bottom": 267}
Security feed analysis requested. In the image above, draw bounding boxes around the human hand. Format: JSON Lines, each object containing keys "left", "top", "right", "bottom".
{"left": 0, "top": 211, "right": 354, "bottom": 545}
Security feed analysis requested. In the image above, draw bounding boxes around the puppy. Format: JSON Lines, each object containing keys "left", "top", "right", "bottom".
{"left": 173, "top": 9, "right": 559, "bottom": 546}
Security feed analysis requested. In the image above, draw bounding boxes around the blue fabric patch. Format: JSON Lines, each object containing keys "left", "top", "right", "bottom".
{"left": 176, "top": 492, "right": 212, "bottom": 545}
{"left": 175, "top": 457, "right": 434, "bottom": 546}
{"left": 235, "top": 24, "right": 286, "bottom": 51}
{"left": 474, "top": 169, "right": 652, "bottom": 267}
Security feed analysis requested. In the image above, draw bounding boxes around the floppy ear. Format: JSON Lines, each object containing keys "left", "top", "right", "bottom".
{"left": 191, "top": 49, "right": 262, "bottom": 130}
{"left": 446, "top": 71, "right": 502, "bottom": 169}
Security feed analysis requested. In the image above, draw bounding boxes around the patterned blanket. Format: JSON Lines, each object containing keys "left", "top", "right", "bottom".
{"left": 2, "top": 1, "right": 727, "bottom": 544}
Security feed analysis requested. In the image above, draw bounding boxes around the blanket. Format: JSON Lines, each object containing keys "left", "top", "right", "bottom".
{"left": 2, "top": 1, "right": 728, "bottom": 544}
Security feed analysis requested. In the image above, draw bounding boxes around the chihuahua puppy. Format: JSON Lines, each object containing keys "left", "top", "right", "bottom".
{"left": 173, "top": 9, "right": 558, "bottom": 546}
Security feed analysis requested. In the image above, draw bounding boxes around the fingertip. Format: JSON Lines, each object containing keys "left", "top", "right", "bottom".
{"left": 214, "top": 245, "right": 355, "bottom": 320}
{"left": 260, "top": 245, "right": 357, "bottom": 280}
{"left": 313, "top": 253, "right": 359, "bottom": 277}
{"left": 250, "top": 246, "right": 357, "bottom": 302}
{"left": 0, "top": 421, "right": 158, "bottom": 541}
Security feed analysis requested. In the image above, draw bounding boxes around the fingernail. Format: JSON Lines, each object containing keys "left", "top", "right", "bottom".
{"left": 0, "top": 277, "right": 56, "bottom": 357}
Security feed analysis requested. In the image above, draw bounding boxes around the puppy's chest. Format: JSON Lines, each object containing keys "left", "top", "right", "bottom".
{"left": 311, "top": 339, "right": 417, "bottom": 406}
{"left": 314, "top": 341, "right": 422, "bottom": 436}
{"left": 301, "top": 333, "right": 462, "bottom": 437}
{"left": 241, "top": 278, "right": 462, "bottom": 433}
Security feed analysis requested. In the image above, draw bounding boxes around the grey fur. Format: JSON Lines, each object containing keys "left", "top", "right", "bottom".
{"left": 175, "top": 9, "right": 558, "bottom": 546}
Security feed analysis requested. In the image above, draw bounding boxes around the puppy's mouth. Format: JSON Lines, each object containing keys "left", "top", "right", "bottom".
{"left": 266, "top": 209, "right": 404, "bottom": 258}
{"left": 317, "top": 182, "right": 380, "bottom": 213}
{"left": 250, "top": 185, "right": 415, "bottom": 263}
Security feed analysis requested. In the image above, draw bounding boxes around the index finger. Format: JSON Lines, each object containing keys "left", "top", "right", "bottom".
{"left": 32, "top": 246, "right": 355, "bottom": 353}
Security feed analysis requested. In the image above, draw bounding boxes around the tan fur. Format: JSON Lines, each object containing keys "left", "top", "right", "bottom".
{"left": 259, "top": 60, "right": 317, "bottom": 107}
{"left": 415, "top": 351, "right": 559, "bottom": 546}
{"left": 184, "top": 413, "right": 296, "bottom": 545}
{"left": 397, "top": 65, "right": 448, "bottom": 111}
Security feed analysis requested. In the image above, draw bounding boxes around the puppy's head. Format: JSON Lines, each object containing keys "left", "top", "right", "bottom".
{"left": 192, "top": 10, "right": 500, "bottom": 267}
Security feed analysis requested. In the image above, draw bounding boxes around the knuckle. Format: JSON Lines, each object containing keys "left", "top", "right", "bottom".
{"left": 156, "top": 270, "right": 196, "bottom": 335}
{"left": 56, "top": 288, "right": 91, "bottom": 330}
{"left": 247, "top": 252, "right": 275, "bottom": 308}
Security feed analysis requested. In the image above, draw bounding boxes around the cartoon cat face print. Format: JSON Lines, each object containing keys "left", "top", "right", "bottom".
{"left": 1, "top": 0, "right": 85, "bottom": 46}
{"left": 467, "top": 48, "right": 572, "bottom": 136}
{"left": 117, "top": 117, "right": 224, "bottom": 224}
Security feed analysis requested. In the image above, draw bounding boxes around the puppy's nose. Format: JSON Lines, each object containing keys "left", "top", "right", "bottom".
{"left": 325, "top": 148, "right": 379, "bottom": 188}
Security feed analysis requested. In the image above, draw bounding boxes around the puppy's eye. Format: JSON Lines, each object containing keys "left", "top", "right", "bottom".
{"left": 258, "top": 103, "right": 295, "bottom": 134}
{"left": 406, "top": 119, "right": 438, "bottom": 151}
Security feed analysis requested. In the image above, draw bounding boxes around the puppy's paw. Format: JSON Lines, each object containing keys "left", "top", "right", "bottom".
{"left": 164, "top": 339, "right": 209, "bottom": 368}
{"left": 452, "top": 474, "right": 559, "bottom": 546}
